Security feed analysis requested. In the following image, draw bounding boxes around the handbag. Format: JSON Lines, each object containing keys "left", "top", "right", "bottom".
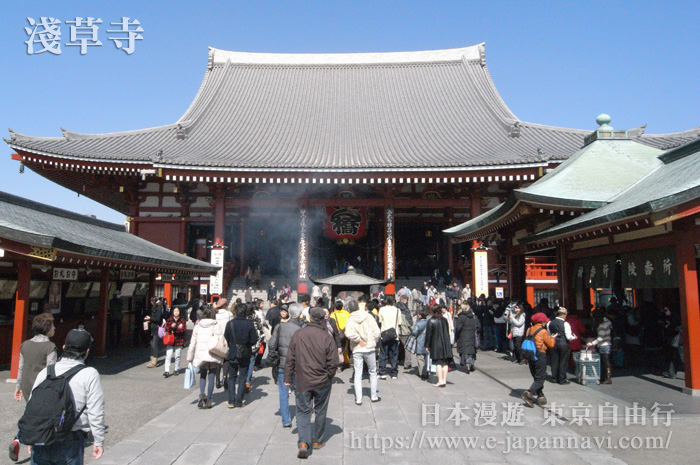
{"left": 405, "top": 322, "right": 428, "bottom": 354}
{"left": 207, "top": 331, "right": 228, "bottom": 358}
{"left": 184, "top": 362, "right": 198, "bottom": 390}
{"left": 163, "top": 332, "right": 175, "bottom": 346}
{"left": 157, "top": 321, "right": 167, "bottom": 339}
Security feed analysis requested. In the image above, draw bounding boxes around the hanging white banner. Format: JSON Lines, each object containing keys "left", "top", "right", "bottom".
{"left": 473, "top": 250, "right": 489, "bottom": 298}
{"left": 210, "top": 248, "right": 224, "bottom": 295}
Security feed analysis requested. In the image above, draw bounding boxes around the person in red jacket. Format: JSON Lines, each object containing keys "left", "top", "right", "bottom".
{"left": 163, "top": 307, "right": 187, "bottom": 377}
{"left": 566, "top": 313, "right": 587, "bottom": 352}
{"left": 521, "top": 313, "right": 557, "bottom": 408}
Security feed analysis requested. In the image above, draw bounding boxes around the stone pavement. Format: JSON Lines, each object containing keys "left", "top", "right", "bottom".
{"left": 93, "top": 349, "right": 700, "bottom": 465}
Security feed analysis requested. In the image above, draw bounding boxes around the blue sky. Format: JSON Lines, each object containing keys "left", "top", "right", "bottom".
{"left": 2, "top": 1, "right": 698, "bottom": 225}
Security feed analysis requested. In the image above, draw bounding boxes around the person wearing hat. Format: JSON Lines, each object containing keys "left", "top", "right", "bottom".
{"left": 285, "top": 307, "right": 338, "bottom": 459}
{"left": 521, "top": 313, "right": 557, "bottom": 408}
{"left": 29, "top": 329, "right": 105, "bottom": 463}
{"left": 107, "top": 290, "right": 123, "bottom": 347}
{"left": 547, "top": 307, "right": 577, "bottom": 384}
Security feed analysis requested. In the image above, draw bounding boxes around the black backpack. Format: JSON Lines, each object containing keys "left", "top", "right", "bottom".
{"left": 17, "top": 364, "right": 86, "bottom": 446}
{"left": 519, "top": 327, "right": 545, "bottom": 362}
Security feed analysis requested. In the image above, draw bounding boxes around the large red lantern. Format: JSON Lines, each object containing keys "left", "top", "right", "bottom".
{"left": 324, "top": 206, "right": 368, "bottom": 240}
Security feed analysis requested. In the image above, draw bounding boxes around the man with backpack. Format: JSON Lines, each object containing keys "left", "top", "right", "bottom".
{"left": 20, "top": 328, "right": 105, "bottom": 463}
{"left": 520, "top": 313, "right": 557, "bottom": 408}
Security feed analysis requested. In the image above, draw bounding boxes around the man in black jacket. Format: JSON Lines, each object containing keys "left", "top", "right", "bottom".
{"left": 144, "top": 297, "right": 164, "bottom": 368}
{"left": 285, "top": 307, "right": 337, "bottom": 459}
{"left": 224, "top": 303, "right": 259, "bottom": 408}
{"left": 547, "top": 307, "right": 577, "bottom": 384}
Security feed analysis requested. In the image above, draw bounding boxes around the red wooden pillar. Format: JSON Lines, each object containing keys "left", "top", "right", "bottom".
{"left": 179, "top": 220, "right": 187, "bottom": 254}
{"left": 676, "top": 229, "right": 700, "bottom": 395}
{"left": 239, "top": 219, "right": 246, "bottom": 276}
{"left": 128, "top": 204, "right": 139, "bottom": 236}
{"left": 95, "top": 268, "right": 110, "bottom": 356}
{"left": 470, "top": 196, "right": 482, "bottom": 293}
{"left": 297, "top": 208, "right": 308, "bottom": 295}
{"left": 556, "top": 244, "right": 570, "bottom": 309}
{"left": 384, "top": 207, "right": 395, "bottom": 295}
{"left": 163, "top": 282, "right": 173, "bottom": 307}
{"left": 526, "top": 286, "right": 535, "bottom": 308}
{"left": 10, "top": 260, "right": 31, "bottom": 379}
{"left": 214, "top": 188, "right": 226, "bottom": 247}
{"left": 147, "top": 272, "right": 156, "bottom": 308}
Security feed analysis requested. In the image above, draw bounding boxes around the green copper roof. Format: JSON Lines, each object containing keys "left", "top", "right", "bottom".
{"left": 443, "top": 117, "right": 668, "bottom": 239}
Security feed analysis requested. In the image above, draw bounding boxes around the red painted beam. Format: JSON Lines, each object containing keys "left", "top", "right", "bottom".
{"left": 10, "top": 260, "right": 31, "bottom": 379}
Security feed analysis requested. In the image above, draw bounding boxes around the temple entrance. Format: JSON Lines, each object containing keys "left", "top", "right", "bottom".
{"left": 395, "top": 222, "right": 444, "bottom": 278}
{"left": 244, "top": 216, "right": 300, "bottom": 276}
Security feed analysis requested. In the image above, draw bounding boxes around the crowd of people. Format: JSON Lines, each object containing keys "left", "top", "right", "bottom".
{"left": 9, "top": 276, "right": 685, "bottom": 462}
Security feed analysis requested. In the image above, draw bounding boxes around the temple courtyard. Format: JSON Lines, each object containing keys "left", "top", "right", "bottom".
{"left": 3, "top": 346, "right": 699, "bottom": 465}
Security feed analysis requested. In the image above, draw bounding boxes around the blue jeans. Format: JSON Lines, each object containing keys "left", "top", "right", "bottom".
{"left": 482, "top": 325, "right": 495, "bottom": 350}
{"left": 228, "top": 357, "right": 250, "bottom": 407}
{"left": 32, "top": 431, "right": 85, "bottom": 465}
{"left": 277, "top": 367, "right": 296, "bottom": 426}
{"left": 246, "top": 354, "right": 255, "bottom": 384}
{"left": 296, "top": 381, "right": 332, "bottom": 447}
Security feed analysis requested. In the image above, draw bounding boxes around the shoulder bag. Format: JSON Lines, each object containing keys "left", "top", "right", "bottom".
{"left": 266, "top": 326, "right": 282, "bottom": 368}
{"left": 207, "top": 327, "right": 228, "bottom": 358}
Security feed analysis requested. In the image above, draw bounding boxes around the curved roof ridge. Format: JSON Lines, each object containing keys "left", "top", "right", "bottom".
{"left": 9, "top": 123, "right": 181, "bottom": 143}
{"left": 517, "top": 120, "right": 590, "bottom": 135}
{"left": 638, "top": 126, "right": 700, "bottom": 138}
{"left": 177, "top": 59, "right": 232, "bottom": 124}
{"left": 208, "top": 44, "right": 484, "bottom": 66}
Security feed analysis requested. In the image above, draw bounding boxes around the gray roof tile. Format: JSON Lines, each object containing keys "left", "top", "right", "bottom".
{"left": 9, "top": 45, "right": 698, "bottom": 171}
{"left": 0, "top": 191, "right": 218, "bottom": 273}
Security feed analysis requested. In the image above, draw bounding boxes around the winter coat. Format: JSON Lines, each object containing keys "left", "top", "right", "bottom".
{"left": 268, "top": 319, "right": 303, "bottom": 367}
{"left": 215, "top": 308, "right": 233, "bottom": 329}
{"left": 526, "top": 323, "right": 556, "bottom": 354}
{"left": 285, "top": 321, "right": 338, "bottom": 392}
{"left": 397, "top": 302, "right": 414, "bottom": 326}
{"left": 411, "top": 318, "right": 429, "bottom": 355}
{"left": 165, "top": 316, "right": 187, "bottom": 346}
{"left": 224, "top": 316, "right": 258, "bottom": 361}
{"left": 187, "top": 318, "right": 224, "bottom": 367}
{"left": 345, "top": 310, "right": 381, "bottom": 353}
{"left": 454, "top": 311, "right": 479, "bottom": 356}
{"left": 509, "top": 313, "right": 526, "bottom": 338}
{"left": 425, "top": 317, "right": 453, "bottom": 361}
{"left": 149, "top": 302, "right": 164, "bottom": 336}
{"left": 567, "top": 315, "right": 587, "bottom": 351}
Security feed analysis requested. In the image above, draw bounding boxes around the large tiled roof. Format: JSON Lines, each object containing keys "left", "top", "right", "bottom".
{"left": 0, "top": 191, "right": 218, "bottom": 273}
{"left": 7, "top": 45, "right": 699, "bottom": 172}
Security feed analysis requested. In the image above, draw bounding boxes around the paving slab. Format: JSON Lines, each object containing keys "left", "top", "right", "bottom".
{"left": 4, "top": 347, "right": 700, "bottom": 465}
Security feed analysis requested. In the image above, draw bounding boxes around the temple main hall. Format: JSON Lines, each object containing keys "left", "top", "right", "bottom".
{"left": 6, "top": 44, "right": 697, "bottom": 296}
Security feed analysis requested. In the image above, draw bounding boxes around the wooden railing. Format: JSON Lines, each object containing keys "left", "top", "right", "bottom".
{"left": 222, "top": 260, "right": 238, "bottom": 297}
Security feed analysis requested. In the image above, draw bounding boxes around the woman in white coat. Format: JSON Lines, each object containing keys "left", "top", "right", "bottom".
{"left": 187, "top": 305, "right": 224, "bottom": 408}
